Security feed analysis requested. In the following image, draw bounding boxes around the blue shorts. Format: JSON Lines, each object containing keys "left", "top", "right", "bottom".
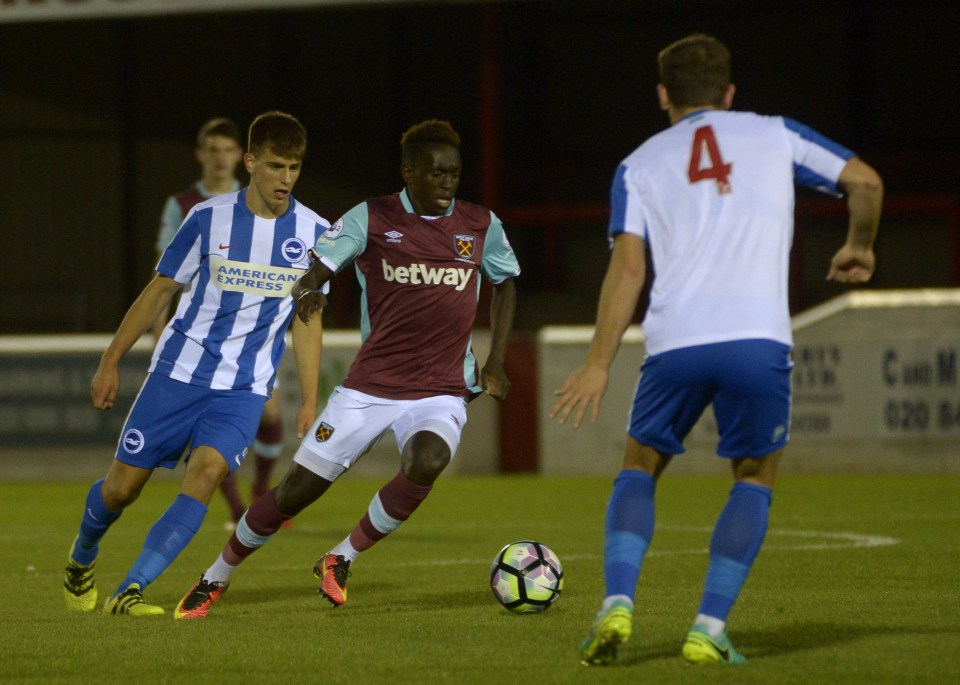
{"left": 115, "top": 373, "right": 267, "bottom": 472}
{"left": 628, "top": 339, "right": 792, "bottom": 459}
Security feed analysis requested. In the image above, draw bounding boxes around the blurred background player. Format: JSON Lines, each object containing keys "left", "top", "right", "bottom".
{"left": 62, "top": 111, "right": 327, "bottom": 616}
{"left": 175, "top": 119, "right": 521, "bottom": 619}
{"left": 551, "top": 34, "right": 883, "bottom": 665}
{"left": 152, "top": 117, "right": 286, "bottom": 529}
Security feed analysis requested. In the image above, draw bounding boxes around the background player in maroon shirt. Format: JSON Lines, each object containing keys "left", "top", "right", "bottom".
{"left": 176, "top": 120, "right": 520, "bottom": 618}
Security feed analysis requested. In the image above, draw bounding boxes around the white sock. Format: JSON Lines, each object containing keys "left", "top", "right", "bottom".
{"left": 694, "top": 613, "right": 726, "bottom": 638}
{"left": 203, "top": 554, "right": 237, "bottom": 585}
{"left": 328, "top": 537, "right": 360, "bottom": 562}
{"left": 601, "top": 594, "right": 634, "bottom": 614}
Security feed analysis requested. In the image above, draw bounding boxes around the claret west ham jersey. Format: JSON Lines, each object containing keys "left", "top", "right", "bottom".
{"left": 152, "top": 188, "right": 329, "bottom": 396}
{"left": 609, "top": 109, "right": 853, "bottom": 356}
{"left": 155, "top": 179, "right": 241, "bottom": 252}
{"left": 311, "top": 188, "right": 520, "bottom": 399}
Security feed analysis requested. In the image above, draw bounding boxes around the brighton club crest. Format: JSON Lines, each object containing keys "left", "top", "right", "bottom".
{"left": 315, "top": 422, "right": 335, "bottom": 442}
{"left": 454, "top": 234, "right": 475, "bottom": 260}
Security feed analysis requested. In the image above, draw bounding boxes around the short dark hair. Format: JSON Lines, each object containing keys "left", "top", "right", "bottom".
{"left": 196, "top": 117, "right": 241, "bottom": 148}
{"left": 658, "top": 34, "right": 731, "bottom": 108}
{"left": 400, "top": 119, "right": 461, "bottom": 165}
{"left": 247, "top": 111, "right": 307, "bottom": 159}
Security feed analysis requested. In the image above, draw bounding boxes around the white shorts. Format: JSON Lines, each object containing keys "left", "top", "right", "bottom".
{"left": 293, "top": 386, "right": 468, "bottom": 481}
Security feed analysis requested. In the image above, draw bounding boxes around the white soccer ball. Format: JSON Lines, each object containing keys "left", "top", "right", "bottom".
{"left": 490, "top": 540, "right": 564, "bottom": 613}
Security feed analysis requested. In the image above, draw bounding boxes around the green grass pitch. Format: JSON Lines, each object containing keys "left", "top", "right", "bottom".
{"left": 1, "top": 473, "right": 957, "bottom": 684}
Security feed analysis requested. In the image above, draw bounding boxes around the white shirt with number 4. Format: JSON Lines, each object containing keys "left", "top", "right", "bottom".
{"left": 609, "top": 109, "right": 853, "bottom": 356}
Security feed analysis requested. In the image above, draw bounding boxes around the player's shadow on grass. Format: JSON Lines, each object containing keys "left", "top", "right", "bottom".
{"left": 223, "top": 584, "right": 326, "bottom": 607}
{"left": 736, "top": 620, "right": 960, "bottom": 658}
{"left": 219, "top": 584, "right": 495, "bottom": 613}
{"left": 620, "top": 620, "right": 959, "bottom": 665}
{"left": 343, "top": 588, "right": 496, "bottom": 614}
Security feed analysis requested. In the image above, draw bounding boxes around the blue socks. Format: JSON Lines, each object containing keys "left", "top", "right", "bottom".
{"left": 600, "top": 472, "right": 772, "bottom": 625}
{"left": 71, "top": 479, "right": 122, "bottom": 566}
{"left": 603, "top": 469, "right": 656, "bottom": 600}
{"left": 699, "top": 482, "right": 772, "bottom": 621}
{"left": 116, "top": 493, "right": 207, "bottom": 594}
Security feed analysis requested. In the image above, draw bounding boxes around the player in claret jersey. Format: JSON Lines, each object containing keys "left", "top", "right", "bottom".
{"left": 63, "top": 112, "right": 329, "bottom": 617}
{"left": 551, "top": 34, "right": 883, "bottom": 665}
{"left": 176, "top": 119, "right": 520, "bottom": 618}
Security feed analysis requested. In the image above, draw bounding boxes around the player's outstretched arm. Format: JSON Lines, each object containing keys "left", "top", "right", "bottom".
{"left": 482, "top": 277, "right": 517, "bottom": 401}
{"left": 291, "top": 310, "right": 323, "bottom": 439}
{"left": 292, "top": 260, "right": 334, "bottom": 324}
{"left": 91, "top": 274, "right": 181, "bottom": 410}
{"left": 551, "top": 233, "right": 646, "bottom": 428}
{"left": 828, "top": 156, "right": 883, "bottom": 283}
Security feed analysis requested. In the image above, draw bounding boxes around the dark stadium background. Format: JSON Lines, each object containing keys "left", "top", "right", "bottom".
{"left": 1, "top": 0, "right": 957, "bottom": 333}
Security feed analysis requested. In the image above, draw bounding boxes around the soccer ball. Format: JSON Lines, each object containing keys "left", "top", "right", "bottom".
{"left": 490, "top": 540, "right": 564, "bottom": 613}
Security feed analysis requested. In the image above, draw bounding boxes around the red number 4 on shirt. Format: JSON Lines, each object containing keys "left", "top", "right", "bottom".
{"left": 688, "top": 125, "right": 732, "bottom": 194}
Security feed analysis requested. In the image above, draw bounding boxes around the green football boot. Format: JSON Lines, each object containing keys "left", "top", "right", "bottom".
{"left": 579, "top": 604, "right": 633, "bottom": 666}
{"left": 103, "top": 583, "right": 165, "bottom": 617}
{"left": 682, "top": 624, "right": 747, "bottom": 665}
{"left": 63, "top": 558, "right": 97, "bottom": 613}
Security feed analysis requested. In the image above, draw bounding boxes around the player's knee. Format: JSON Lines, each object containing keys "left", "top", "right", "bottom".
{"left": 402, "top": 433, "right": 451, "bottom": 484}
{"left": 622, "top": 438, "right": 671, "bottom": 477}
{"left": 403, "top": 459, "right": 448, "bottom": 486}
{"left": 181, "top": 448, "right": 232, "bottom": 501}
{"left": 101, "top": 463, "right": 148, "bottom": 508}
{"left": 101, "top": 478, "right": 141, "bottom": 509}
{"left": 732, "top": 450, "right": 782, "bottom": 486}
{"left": 274, "top": 465, "right": 332, "bottom": 515}
{"left": 260, "top": 395, "right": 283, "bottom": 424}
{"left": 255, "top": 416, "right": 283, "bottom": 445}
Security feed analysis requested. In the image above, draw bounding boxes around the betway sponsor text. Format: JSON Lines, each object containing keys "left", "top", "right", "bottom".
{"left": 381, "top": 259, "right": 473, "bottom": 291}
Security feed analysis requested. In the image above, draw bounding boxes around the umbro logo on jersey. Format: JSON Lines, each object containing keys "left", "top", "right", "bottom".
{"left": 315, "top": 422, "right": 335, "bottom": 442}
{"left": 218, "top": 243, "right": 236, "bottom": 250}
{"left": 385, "top": 230, "right": 403, "bottom": 244}
{"left": 381, "top": 259, "right": 473, "bottom": 291}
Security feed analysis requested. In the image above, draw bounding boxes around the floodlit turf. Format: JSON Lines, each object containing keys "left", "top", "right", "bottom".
{"left": 1, "top": 473, "right": 957, "bottom": 684}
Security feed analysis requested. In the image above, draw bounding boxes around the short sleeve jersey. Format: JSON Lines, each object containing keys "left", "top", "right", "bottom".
{"left": 152, "top": 188, "right": 330, "bottom": 396}
{"left": 609, "top": 110, "right": 853, "bottom": 355}
{"left": 310, "top": 188, "right": 521, "bottom": 399}
{"left": 155, "top": 179, "right": 241, "bottom": 252}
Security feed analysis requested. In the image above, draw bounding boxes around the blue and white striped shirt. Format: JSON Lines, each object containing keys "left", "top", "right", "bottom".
{"left": 151, "top": 188, "right": 329, "bottom": 395}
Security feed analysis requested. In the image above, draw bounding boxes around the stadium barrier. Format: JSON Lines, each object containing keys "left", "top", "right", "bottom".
{"left": 1, "top": 289, "right": 957, "bottom": 479}
{"left": 0, "top": 331, "right": 498, "bottom": 480}
{"left": 537, "top": 289, "right": 960, "bottom": 475}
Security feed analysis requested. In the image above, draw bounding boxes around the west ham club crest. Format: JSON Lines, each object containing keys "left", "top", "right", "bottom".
{"left": 315, "top": 422, "right": 335, "bottom": 442}
{"left": 454, "top": 234, "right": 475, "bottom": 260}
